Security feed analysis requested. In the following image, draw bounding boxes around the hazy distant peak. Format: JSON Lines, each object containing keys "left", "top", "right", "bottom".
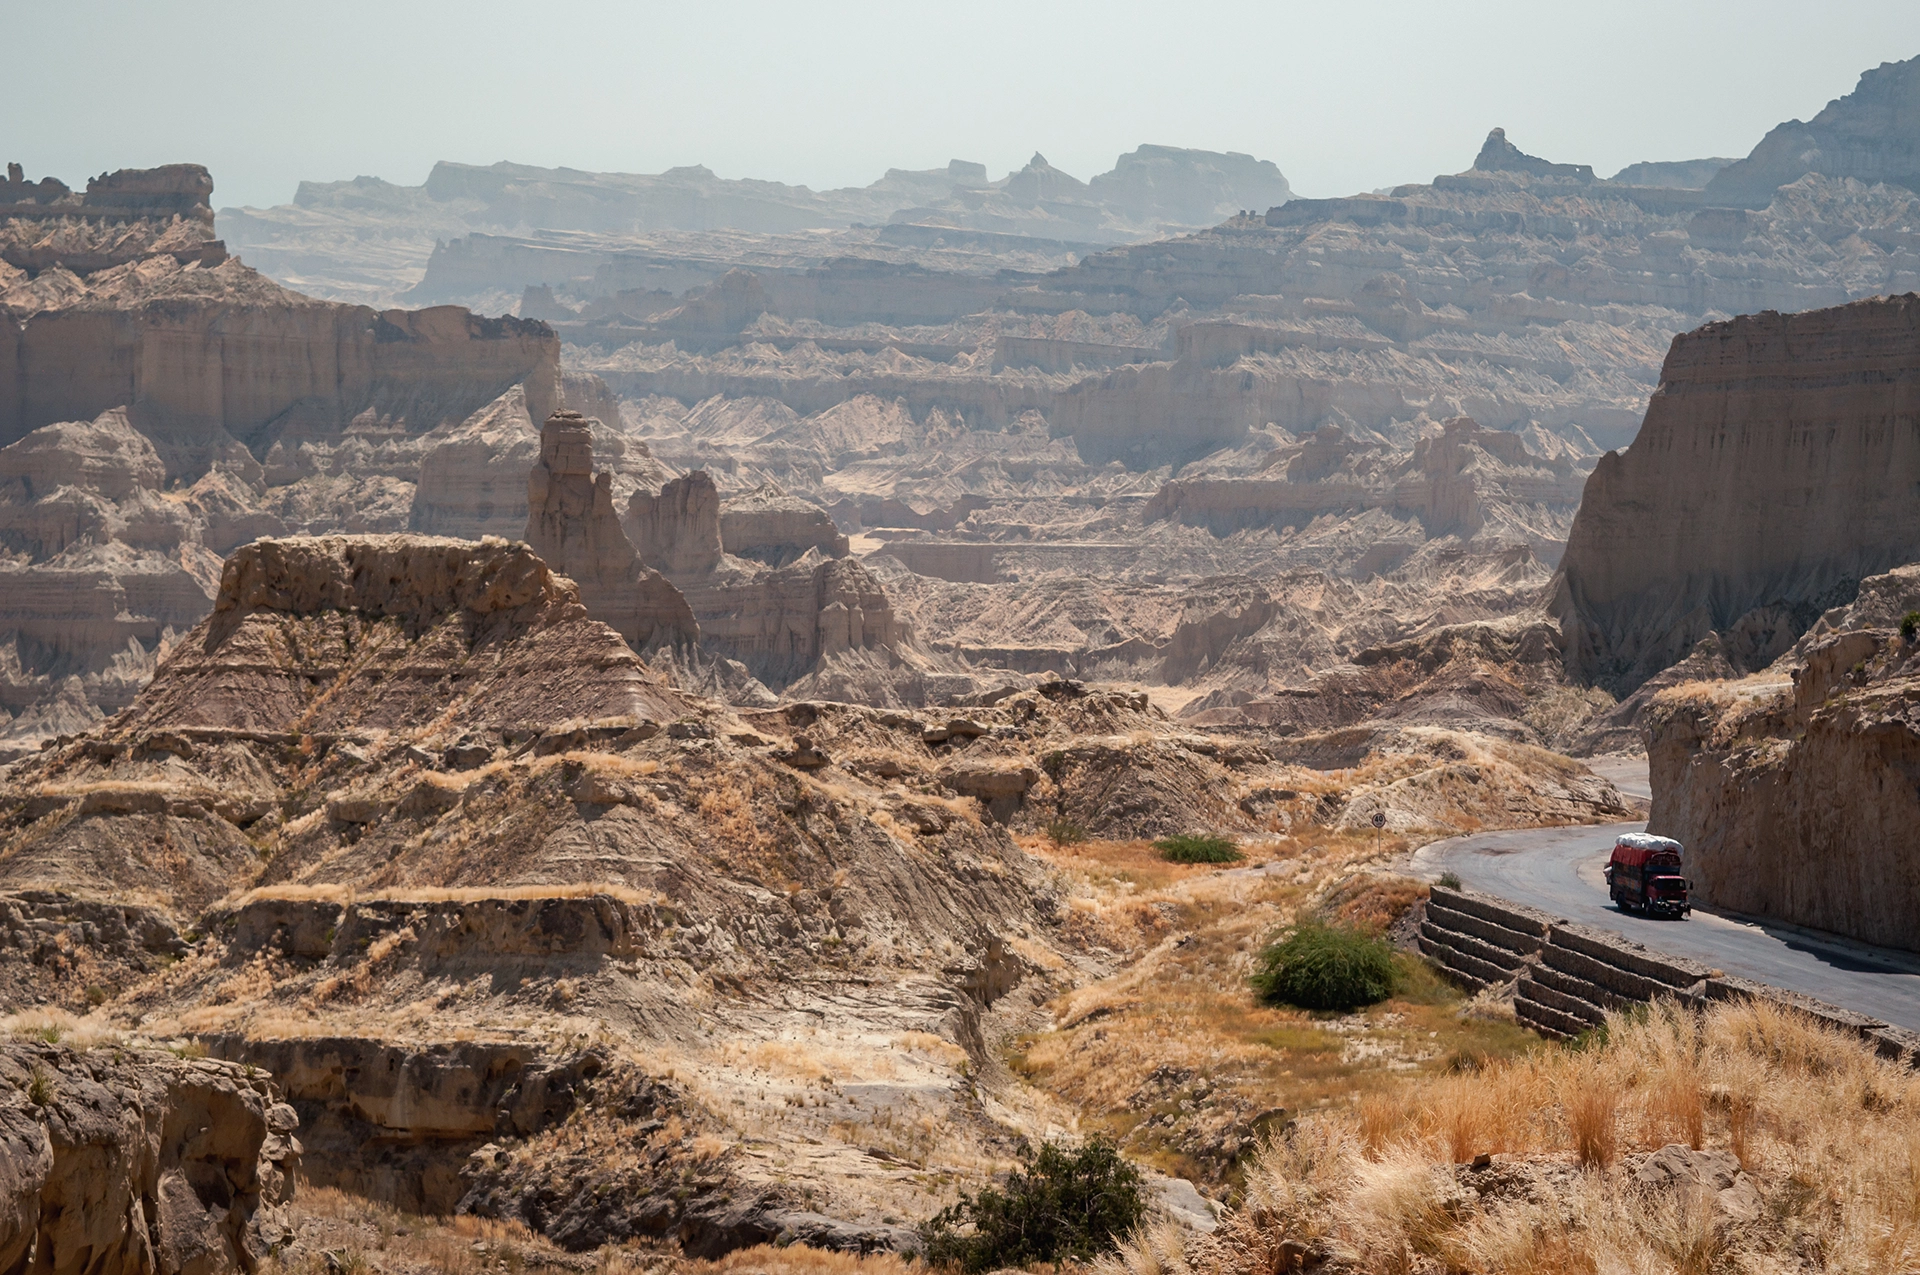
{"left": 1470, "top": 127, "right": 1594, "bottom": 182}
{"left": 1707, "top": 51, "right": 1920, "bottom": 206}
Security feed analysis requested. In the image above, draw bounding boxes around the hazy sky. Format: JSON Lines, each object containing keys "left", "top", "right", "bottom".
{"left": 9, "top": 1, "right": 1919, "bottom": 211}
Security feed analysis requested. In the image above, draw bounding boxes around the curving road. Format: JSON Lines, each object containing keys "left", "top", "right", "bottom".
{"left": 1410, "top": 759, "right": 1920, "bottom": 1031}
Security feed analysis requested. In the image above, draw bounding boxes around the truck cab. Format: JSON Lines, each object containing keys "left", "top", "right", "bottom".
{"left": 1604, "top": 833, "right": 1690, "bottom": 918}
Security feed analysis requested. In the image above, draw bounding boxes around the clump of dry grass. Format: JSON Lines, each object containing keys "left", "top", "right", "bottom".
{"left": 1, "top": 1007, "right": 124, "bottom": 1049}
{"left": 1107, "top": 998, "right": 1920, "bottom": 1275}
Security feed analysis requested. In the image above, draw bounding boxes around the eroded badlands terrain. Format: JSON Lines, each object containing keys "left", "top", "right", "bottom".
{"left": 3, "top": 47, "right": 1920, "bottom": 1275}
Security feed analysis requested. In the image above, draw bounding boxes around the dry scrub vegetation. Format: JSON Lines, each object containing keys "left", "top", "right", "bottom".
{"left": 1017, "top": 830, "right": 1535, "bottom": 1188}
{"left": 1110, "top": 999, "right": 1920, "bottom": 1275}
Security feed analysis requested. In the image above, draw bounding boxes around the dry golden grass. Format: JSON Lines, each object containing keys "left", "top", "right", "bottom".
{"left": 1015, "top": 828, "right": 1532, "bottom": 1185}
{"left": 1108, "top": 998, "right": 1920, "bottom": 1275}
{"left": 1, "top": 1007, "right": 125, "bottom": 1049}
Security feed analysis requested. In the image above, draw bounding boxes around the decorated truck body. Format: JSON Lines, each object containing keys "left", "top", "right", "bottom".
{"left": 1605, "top": 833, "right": 1691, "bottom": 918}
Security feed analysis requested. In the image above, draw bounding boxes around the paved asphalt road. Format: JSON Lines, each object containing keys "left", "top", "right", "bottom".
{"left": 1410, "top": 758, "right": 1920, "bottom": 1031}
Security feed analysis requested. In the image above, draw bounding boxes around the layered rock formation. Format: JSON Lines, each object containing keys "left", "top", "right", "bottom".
{"left": 1645, "top": 571, "right": 1920, "bottom": 950}
{"left": 1708, "top": 53, "right": 1920, "bottom": 206}
{"left": 625, "top": 469, "right": 724, "bottom": 574}
{"left": 719, "top": 482, "right": 850, "bottom": 565}
{"left": 0, "top": 163, "right": 609, "bottom": 746}
{"left": 1553, "top": 294, "right": 1920, "bottom": 694}
{"left": 1, "top": 535, "right": 691, "bottom": 912}
{"left": 0, "top": 1041, "right": 299, "bottom": 1272}
{"left": 524, "top": 410, "right": 698, "bottom": 650}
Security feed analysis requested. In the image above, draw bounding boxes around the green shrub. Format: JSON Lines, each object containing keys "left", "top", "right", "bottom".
{"left": 1251, "top": 918, "right": 1397, "bottom": 1011}
{"left": 920, "top": 1137, "right": 1145, "bottom": 1272}
{"left": 1437, "top": 871, "right": 1462, "bottom": 890}
{"left": 1046, "top": 819, "right": 1088, "bottom": 846}
{"left": 1153, "top": 834, "right": 1242, "bottom": 864}
{"left": 1903, "top": 611, "right": 1920, "bottom": 643}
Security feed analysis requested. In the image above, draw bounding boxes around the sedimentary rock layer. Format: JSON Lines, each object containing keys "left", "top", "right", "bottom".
{"left": 0, "top": 1042, "right": 299, "bottom": 1272}
{"left": 1646, "top": 567, "right": 1920, "bottom": 952}
{"left": 125, "top": 534, "right": 690, "bottom": 738}
{"left": 524, "top": 410, "right": 699, "bottom": 650}
{"left": 1554, "top": 293, "right": 1920, "bottom": 693}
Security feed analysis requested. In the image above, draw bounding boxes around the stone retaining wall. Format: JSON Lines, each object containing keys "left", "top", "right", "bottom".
{"left": 1419, "top": 885, "right": 1920, "bottom": 1064}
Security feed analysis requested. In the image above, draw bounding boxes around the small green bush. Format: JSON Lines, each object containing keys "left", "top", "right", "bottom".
{"left": 1251, "top": 918, "right": 1397, "bottom": 1011}
{"left": 920, "top": 1137, "right": 1145, "bottom": 1272}
{"left": 1153, "top": 834, "right": 1242, "bottom": 864}
{"left": 1047, "top": 819, "right": 1088, "bottom": 846}
{"left": 1437, "top": 871, "right": 1463, "bottom": 890}
{"left": 1902, "top": 611, "right": 1920, "bottom": 643}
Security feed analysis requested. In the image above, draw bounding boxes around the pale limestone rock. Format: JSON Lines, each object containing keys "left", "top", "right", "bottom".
{"left": 719, "top": 483, "right": 849, "bottom": 567}
{"left": 1555, "top": 294, "right": 1920, "bottom": 693}
{"left": 625, "top": 470, "right": 723, "bottom": 575}
{"left": 524, "top": 411, "right": 697, "bottom": 650}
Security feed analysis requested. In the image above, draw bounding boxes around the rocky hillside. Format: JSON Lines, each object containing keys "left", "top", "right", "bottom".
{"left": 0, "top": 1038, "right": 299, "bottom": 1272}
{"left": 1645, "top": 562, "right": 1920, "bottom": 952}
{"left": 0, "top": 531, "right": 1634, "bottom": 1254}
{"left": 1554, "top": 293, "right": 1920, "bottom": 695}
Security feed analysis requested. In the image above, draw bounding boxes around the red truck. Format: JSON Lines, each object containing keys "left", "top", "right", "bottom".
{"left": 1605, "top": 833, "right": 1691, "bottom": 918}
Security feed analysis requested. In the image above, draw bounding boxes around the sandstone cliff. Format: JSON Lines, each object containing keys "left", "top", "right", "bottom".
{"left": 1553, "top": 294, "right": 1920, "bottom": 694}
{"left": 0, "top": 1041, "right": 299, "bottom": 1273}
{"left": 524, "top": 410, "right": 698, "bottom": 651}
{"left": 625, "top": 470, "right": 724, "bottom": 574}
{"left": 1646, "top": 566, "right": 1920, "bottom": 950}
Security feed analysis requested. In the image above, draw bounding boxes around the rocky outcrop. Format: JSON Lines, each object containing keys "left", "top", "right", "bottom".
{"left": 1, "top": 534, "right": 693, "bottom": 912}
{"left": 1708, "top": 54, "right": 1920, "bottom": 206}
{"left": 1470, "top": 128, "right": 1595, "bottom": 182}
{"left": 410, "top": 374, "right": 648, "bottom": 543}
{"left": 625, "top": 471, "right": 724, "bottom": 575}
{"left": 408, "top": 385, "right": 542, "bottom": 540}
{"left": 676, "top": 554, "right": 901, "bottom": 687}
{"left": 525, "top": 411, "right": 698, "bottom": 650}
{"left": 0, "top": 1042, "right": 299, "bottom": 1273}
{"left": 204, "top": 1032, "right": 607, "bottom": 1216}
{"left": 129, "top": 534, "right": 690, "bottom": 739}
{"left": 1644, "top": 588, "right": 1920, "bottom": 951}
{"left": 1553, "top": 294, "right": 1920, "bottom": 693}
{"left": 718, "top": 483, "right": 848, "bottom": 566}
{"left": 0, "top": 891, "right": 186, "bottom": 1012}
{"left": 1086, "top": 145, "right": 1291, "bottom": 226}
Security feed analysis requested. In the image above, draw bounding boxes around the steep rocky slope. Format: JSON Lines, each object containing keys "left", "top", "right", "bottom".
{"left": 0, "top": 1040, "right": 299, "bottom": 1273}
{"left": 1554, "top": 293, "right": 1920, "bottom": 695}
{"left": 1645, "top": 563, "right": 1920, "bottom": 951}
{"left": 1708, "top": 52, "right": 1920, "bottom": 206}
